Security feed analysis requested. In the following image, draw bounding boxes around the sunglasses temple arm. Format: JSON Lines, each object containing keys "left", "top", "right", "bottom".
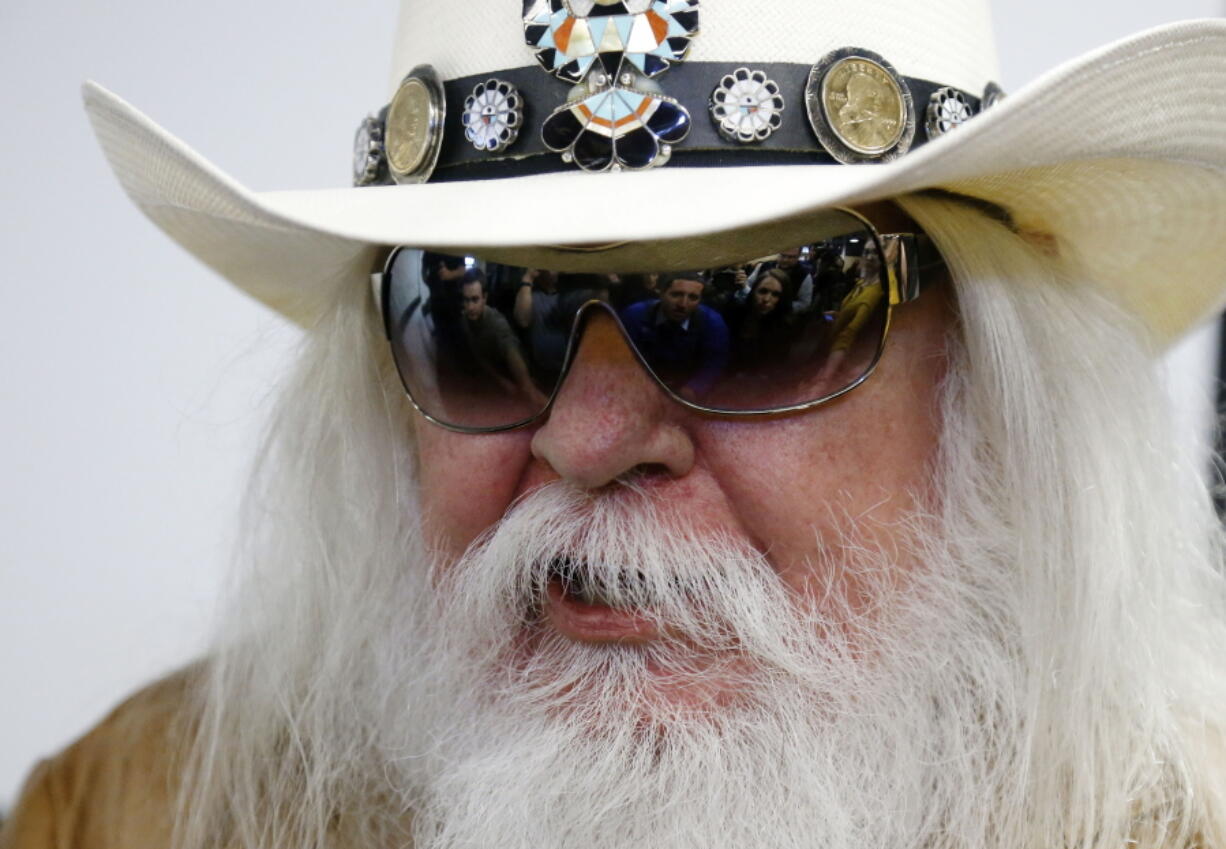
{"left": 885, "top": 233, "right": 944, "bottom": 305}
{"left": 371, "top": 271, "right": 388, "bottom": 330}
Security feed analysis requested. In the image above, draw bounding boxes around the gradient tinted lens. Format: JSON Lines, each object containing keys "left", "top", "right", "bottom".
{"left": 382, "top": 210, "right": 890, "bottom": 431}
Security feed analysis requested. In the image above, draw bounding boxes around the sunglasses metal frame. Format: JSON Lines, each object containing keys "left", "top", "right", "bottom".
{"left": 372, "top": 206, "right": 940, "bottom": 434}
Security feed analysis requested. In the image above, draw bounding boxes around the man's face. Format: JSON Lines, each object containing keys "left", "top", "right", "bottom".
{"left": 660, "top": 277, "right": 703, "bottom": 323}
{"left": 412, "top": 205, "right": 951, "bottom": 712}
{"left": 461, "top": 281, "right": 486, "bottom": 321}
{"left": 777, "top": 249, "right": 801, "bottom": 269}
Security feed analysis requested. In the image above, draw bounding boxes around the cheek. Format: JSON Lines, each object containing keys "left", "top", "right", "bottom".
{"left": 415, "top": 422, "right": 535, "bottom": 561}
{"left": 696, "top": 305, "right": 948, "bottom": 596}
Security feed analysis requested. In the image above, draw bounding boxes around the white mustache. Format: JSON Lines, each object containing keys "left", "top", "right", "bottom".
{"left": 429, "top": 480, "right": 893, "bottom": 682}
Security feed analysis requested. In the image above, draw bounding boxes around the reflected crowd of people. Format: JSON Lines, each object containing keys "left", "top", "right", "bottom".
{"left": 387, "top": 233, "right": 895, "bottom": 419}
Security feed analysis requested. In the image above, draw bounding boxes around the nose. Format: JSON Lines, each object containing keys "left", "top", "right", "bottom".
{"left": 531, "top": 308, "right": 695, "bottom": 489}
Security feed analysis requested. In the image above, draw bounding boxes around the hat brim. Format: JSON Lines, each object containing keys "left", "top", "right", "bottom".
{"left": 84, "top": 19, "right": 1226, "bottom": 345}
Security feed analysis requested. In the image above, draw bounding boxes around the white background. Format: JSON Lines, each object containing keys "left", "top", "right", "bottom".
{"left": 1, "top": 0, "right": 1221, "bottom": 809}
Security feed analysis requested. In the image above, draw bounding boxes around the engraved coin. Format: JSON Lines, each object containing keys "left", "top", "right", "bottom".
{"left": 821, "top": 57, "right": 906, "bottom": 155}
{"left": 386, "top": 78, "right": 434, "bottom": 176}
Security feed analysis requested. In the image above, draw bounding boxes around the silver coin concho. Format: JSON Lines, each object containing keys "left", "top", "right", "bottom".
{"left": 805, "top": 48, "right": 916, "bottom": 164}
{"left": 462, "top": 79, "right": 523, "bottom": 153}
{"left": 384, "top": 65, "right": 447, "bottom": 184}
{"left": 926, "top": 86, "right": 974, "bottom": 139}
{"left": 710, "top": 68, "right": 785, "bottom": 144}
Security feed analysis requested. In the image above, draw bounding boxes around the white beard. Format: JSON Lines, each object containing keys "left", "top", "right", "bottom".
{"left": 182, "top": 198, "right": 1226, "bottom": 849}
{"left": 388, "top": 480, "right": 1026, "bottom": 849}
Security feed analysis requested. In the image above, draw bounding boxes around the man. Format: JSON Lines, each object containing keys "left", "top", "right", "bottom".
{"left": 6, "top": 3, "right": 1226, "bottom": 849}
{"left": 513, "top": 267, "right": 568, "bottom": 379}
{"left": 451, "top": 269, "right": 550, "bottom": 414}
{"left": 621, "top": 272, "right": 731, "bottom": 399}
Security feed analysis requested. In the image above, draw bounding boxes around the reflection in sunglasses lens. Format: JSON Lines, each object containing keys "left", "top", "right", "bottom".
{"left": 382, "top": 212, "right": 890, "bottom": 431}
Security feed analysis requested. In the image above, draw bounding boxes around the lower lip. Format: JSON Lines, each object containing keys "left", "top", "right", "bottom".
{"left": 544, "top": 579, "right": 659, "bottom": 644}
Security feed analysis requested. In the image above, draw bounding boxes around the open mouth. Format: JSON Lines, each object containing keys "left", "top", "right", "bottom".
{"left": 543, "top": 558, "right": 660, "bottom": 643}
{"left": 545, "top": 557, "right": 650, "bottom": 606}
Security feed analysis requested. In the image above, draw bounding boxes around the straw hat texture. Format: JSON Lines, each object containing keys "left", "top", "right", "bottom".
{"left": 83, "top": 0, "right": 1226, "bottom": 344}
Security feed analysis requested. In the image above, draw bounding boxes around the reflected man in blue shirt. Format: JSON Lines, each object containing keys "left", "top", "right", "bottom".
{"left": 620, "top": 272, "right": 730, "bottom": 400}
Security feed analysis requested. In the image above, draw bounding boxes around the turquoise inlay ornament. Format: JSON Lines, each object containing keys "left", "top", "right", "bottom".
{"left": 542, "top": 85, "right": 690, "bottom": 170}
{"left": 523, "top": 0, "right": 699, "bottom": 171}
{"left": 524, "top": 0, "right": 699, "bottom": 82}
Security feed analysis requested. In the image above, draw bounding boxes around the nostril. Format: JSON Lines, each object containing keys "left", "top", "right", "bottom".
{"left": 634, "top": 463, "right": 674, "bottom": 478}
{"left": 622, "top": 463, "right": 675, "bottom": 488}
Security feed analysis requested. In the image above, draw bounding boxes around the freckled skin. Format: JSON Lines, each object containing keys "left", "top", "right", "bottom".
{"left": 415, "top": 205, "right": 951, "bottom": 624}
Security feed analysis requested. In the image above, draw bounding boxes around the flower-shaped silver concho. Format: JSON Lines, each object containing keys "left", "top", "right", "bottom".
{"left": 352, "top": 113, "right": 387, "bottom": 186}
{"left": 710, "top": 68, "right": 784, "bottom": 143}
{"left": 926, "top": 86, "right": 973, "bottom": 138}
{"left": 982, "top": 81, "right": 1006, "bottom": 110}
{"left": 462, "top": 79, "right": 523, "bottom": 153}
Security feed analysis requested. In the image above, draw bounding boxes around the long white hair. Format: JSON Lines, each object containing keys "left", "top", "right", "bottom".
{"left": 173, "top": 194, "right": 1226, "bottom": 849}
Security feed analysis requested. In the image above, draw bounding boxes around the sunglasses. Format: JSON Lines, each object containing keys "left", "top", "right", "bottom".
{"left": 374, "top": 207, "right": 942, "bottom": 433}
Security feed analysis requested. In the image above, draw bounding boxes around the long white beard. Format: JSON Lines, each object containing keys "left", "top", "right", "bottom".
{"left": 389, "top": 478, "right": 1025, "bottom": 849}
{"left": 180, "top": 196, "right": 1226, "bottom": 849}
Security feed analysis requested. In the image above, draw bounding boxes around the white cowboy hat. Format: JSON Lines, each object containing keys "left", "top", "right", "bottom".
{"left": 82, "top": 0, "right": 1226, "bottom": 345}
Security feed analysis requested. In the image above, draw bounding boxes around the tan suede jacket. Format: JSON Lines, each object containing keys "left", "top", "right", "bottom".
{"left": 0, "top": 670, "right": 196, "bottom": 849}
